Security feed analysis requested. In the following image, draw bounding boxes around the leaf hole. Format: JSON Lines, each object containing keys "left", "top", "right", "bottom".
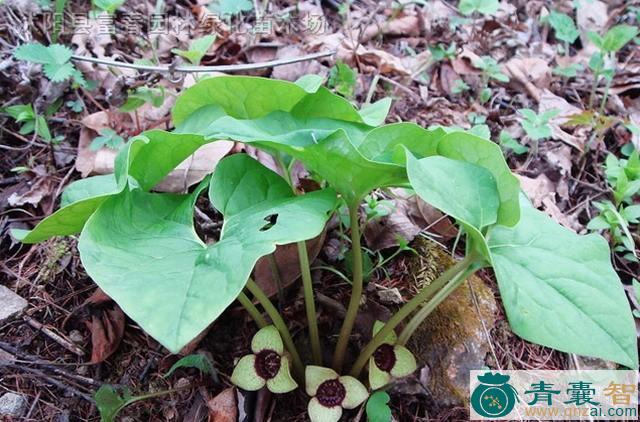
{"left": 259, "top": 213, "right": 279, "bottom": 231}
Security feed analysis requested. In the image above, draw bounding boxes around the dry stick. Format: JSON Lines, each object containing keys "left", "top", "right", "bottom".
{"left": 0, "top": 341, "right": 100, "bottom": 387}
{"left": 70, "top": 50, "right": 336, "bottom": 74}
{"left": 24, "top": 316, "right": 85, "bottom": 357}
{"left": 0, "top": 361, "right": 95, "bottom": 403}
{"left": 245, "top": 279, "right": 304, "bottom": 379}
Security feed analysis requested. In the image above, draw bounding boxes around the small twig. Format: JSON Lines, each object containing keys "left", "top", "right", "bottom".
{"left": 24, "top": 316, "right": 86, "bottom": 357}
{"left": 0, "top": 340, "right": 100, "bottom": 387}
{"left": 0, "top": 361, "right": 95, "bottom": 403}
{"left": 71, "top": 50, "right": 336, "bottom": 74}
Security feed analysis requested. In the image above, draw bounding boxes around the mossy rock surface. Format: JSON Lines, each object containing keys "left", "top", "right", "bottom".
{"left": 406, "top": 237, "right": 497, "bottom": 407}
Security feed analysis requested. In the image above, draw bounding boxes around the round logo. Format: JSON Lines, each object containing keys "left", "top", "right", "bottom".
{"left": 471, "top": 372, "right": 519, "bottom": 418}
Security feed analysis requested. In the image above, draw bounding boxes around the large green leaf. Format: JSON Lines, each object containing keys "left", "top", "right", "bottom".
{"left": 78, "top": 156, "right": 337, "bottom": 352}
{"left": 60, "top": 174, "right": 118, "bottom": 208}
{"left": 209, "top": 154, "right": 292, "bottom": 215}
{"left": 172, "top": 76, "right": 373, "bottom": 126}
{"left": 12, "top": 175, "right": 119, "bottom": 244}
{"left": 358, "top": 126, "right": 519, "bottom": 226}
{"left": 406, "top": 154, "right": 499, "bottom": 229}
{"left": 13, "top": 131, "right": 212, "bottom": 244}
{"left": 488, "top": 196, "right": 638, "bottom": 368}
{"left": 436, "top": 132, "right": 520, "bottom": 226}
{"left": 178, "top": 110, "right": 406, "bottom": 202}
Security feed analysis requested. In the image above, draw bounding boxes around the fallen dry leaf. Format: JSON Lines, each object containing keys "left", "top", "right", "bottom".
{"left": 76, "top": 111, "right": 233, "bottom": 192}
{"left": 7, "top": 165, "right": 52, "bottom": 208}
{"left": 517, "top": 174, "right": 580, "bottom": 231}
{"left": 253, "top": 232, "right": 326, "bottom": 298}
{"left": 539, "top": 89, "right": 586, "bottom": 150}
{"left": 359, "top": 12, "right": 422, "bottom": 43}
{"left": 503, "top": 57, "right": 551, "bottom": 101}
{"left": 272, "top": 45, "right": 326, "bottom": 81}
{"left": 83, "top": 288, "right": 125, "bottom": 364}
{"left": 208, "top": 388, "right": 237, "bottom": 422}
{"left": 438, "top": 63, "right": 460, "bottom": 96}
{"left": 575, "top": 0, "right": 608, "bottom": 40}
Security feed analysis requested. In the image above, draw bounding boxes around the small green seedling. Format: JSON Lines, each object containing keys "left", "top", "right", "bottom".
{"left": 66, "top": 99, "right": 84, "bottom": 113}
{"left": 588, "top": 200, "right": 639, "bottom": 262}
{"left": 366, "top": 391, "right": 392, "bottom": 422}
{"left": 208, "top": 0, "right": 253, "bottom": 16}
{"left": 588, "top": 150, "right": 640, "bottom": 262}
{"left": 587, "top": 24, "right": 639, "bottom": 111}
{"left": 499, "top": 130, "right": 529, "bottom": 155}
{"left": 545, "top": 10, "right": 579, "bottom": 54}
{"left": 467, "top": 112, "right": 490, "bottom": 139}
{"left": 3, "top": 104, "right": 52, "bottom": 142}
{"left": 553, "top": 63, "right": 582, "bottom": 79}
{"left": 328, "top": 61, "right": 358, "bottom": 99}
{"left": 519, "top": 108, "right": 560, "bottom": 141}
{"left": 451, "top": 78, "right": 470, "bottom": 94}
{"left": 171, "top": 35, "right": 216, "bottom": 66}
{"left": 14, "top": 43, "right": 85, "bottom": 86}
{"left": 90, "top": 128, "right": 125, "bottom": 151}
{"left": 94, "top": 384, "right": 189, "bottom": 422}
{"left": 92, "top": 0, "right": 124, "bottom": 14}
{"left": 429, "top": 43, "right": 457, "bottom": 62}
{"left": 305, "top": 366, "right": 368, "bottom": 422}
{"left": 119, "top": 87, "right": 166, "bottom": 112}
{"left": 164, "top": 353, "right": 218, "bottom": 381}
{"left": 472, "top": 56, "right": 509, "bottom": 103}
{"left": 458, "top": 0, "right": 498, "bottom": 16}
{"left": 363, "top": 195, "right": 395, "bottom": 221}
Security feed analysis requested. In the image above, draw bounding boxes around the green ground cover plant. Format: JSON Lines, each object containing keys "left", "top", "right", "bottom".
{"left": 14, "top": 75, "right": 638, "bottom": 422}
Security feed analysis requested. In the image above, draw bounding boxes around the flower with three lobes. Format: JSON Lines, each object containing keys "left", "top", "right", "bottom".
{"left": 305, "top": 366, "right": 369, "bottom": 422}
{"left": 369, "top": 320, "right": 417, "bottom": 390}
{"left": 230, "top": 325, "right": 297, "bottom": 393}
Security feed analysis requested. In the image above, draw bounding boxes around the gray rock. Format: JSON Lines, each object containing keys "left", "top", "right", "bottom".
{"left": 0, "top": 285, "right": 28, "bottom": 323}
{"left": 0, "top": 393, "right": 27, "bottom": 417}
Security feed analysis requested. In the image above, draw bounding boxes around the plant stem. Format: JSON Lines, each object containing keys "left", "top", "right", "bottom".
{"left": 274, "top": 153, "right": 323, "bottom": 365}
{"left": 298, "top": 241, "right": 323, "bottom": 365}
{"left": 237, "top": 292, "right": 268, "bottom": 328}
{"left": 397, "top": 267, "right": 477, "bottom": 345}
{"left": 598, "top": 74, "right": 614, "bottom": 115}
{"left": 267, "top": 254, "right": 285, "bottom": 311}
{"left": 245, "top": 279, "right": 304, "bottom": 378}
{"left": 332, "top": 202, "right": 363, "bottom": 373}
{"left": 588, "top": 67, "right": 601, "bottom": 110}
{"left": 348, "top": 253, "right": 477, "bottom": 377}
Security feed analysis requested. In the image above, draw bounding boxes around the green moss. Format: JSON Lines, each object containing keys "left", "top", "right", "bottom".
{"left": 405, "top": 237, "right": 497, "bottom": 406}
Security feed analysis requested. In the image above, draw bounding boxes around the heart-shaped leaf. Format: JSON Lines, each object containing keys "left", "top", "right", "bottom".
{"left": 488, "top": 196, "right": 638, "bottom": 368}
{"left": 172, "top": 76, "right": 374, "bottom": 126}
{"left": 405, "top": 153, "right": 499, "bottom": 229}
{"left": 359, "top": 126, "right": 520, "bottom": 226}
{"left": 178, "top": 109, "right": 406, "bottom": 202}
{"left": 78, "top": 156, "right": 337, "bottom": 352}
{"left": 14, "top": 131, "right": 212, "bottom": 243}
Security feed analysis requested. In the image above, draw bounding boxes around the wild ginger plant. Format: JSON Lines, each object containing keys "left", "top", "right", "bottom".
{"left": 14, "top": 75, "right": 638, "bottom": 420}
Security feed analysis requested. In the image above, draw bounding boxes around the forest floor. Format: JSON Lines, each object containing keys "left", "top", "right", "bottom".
{"left": 0, "top": 0, "right": 639, "bottom": 421}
